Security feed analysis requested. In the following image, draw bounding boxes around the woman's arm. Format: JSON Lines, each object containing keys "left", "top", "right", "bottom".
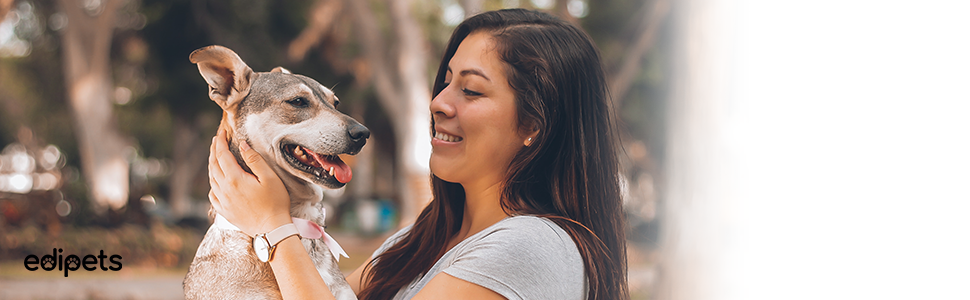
{"left": 208, "top": 129, "right": 335, "bottom": 299}
{"left": 268, "top": 237, "right": 336, "bottom": 299}
{"left": 345, "top": 253, "right": 374, "bottom": 294}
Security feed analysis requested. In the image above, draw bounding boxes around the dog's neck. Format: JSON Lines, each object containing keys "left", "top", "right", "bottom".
{"left": 280, "top": 175, "right": 325, "bottom": 220}
{"left": 219, "top": 120, "right": 324, "bottom": 220}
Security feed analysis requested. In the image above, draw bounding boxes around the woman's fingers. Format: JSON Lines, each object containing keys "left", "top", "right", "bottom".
{"left": 208, "top": 157, "right": 227, "bottom": 215}
{"left": 208, "top": 190, "right": 222, "bottom": 212}
{"left": 208, "top": 136, "right": 225, "bottom": 181}
{"left": 208, "top": 134, "right": 224, "bottom": 213}
{"left": 208, "top": 169, "right": 222, "bottom": 200}
{"left": 238, "top": 140, "right": 275, "bottom": 184}
{"left": 208, "top": 129, "right": 243, "bottom": 218}
{"left": 213, "top": 130, "right": 249, "bottom": 187}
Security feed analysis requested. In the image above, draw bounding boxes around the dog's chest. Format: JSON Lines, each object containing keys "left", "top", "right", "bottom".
{"left": 183, "top": 220, "right": 334, "bottom": 300}
{"left": 183, "top": 227, "right": 281, "bottom": 299}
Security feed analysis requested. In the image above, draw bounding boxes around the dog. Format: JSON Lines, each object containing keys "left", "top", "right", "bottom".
{"left": 183, "top": 45, "right": 365, "bottom": 300}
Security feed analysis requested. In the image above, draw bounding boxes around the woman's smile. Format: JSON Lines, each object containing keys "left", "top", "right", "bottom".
{"left": 433, "top": 129, "right": 464, "bottom": 143}
{"left": 428, "top": 31, "right": 528, "bottom": 186}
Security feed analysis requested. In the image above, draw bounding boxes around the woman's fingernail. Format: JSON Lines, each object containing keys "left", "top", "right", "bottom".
{"left": 240, "top": 141, "right": 251, "bottom": 151}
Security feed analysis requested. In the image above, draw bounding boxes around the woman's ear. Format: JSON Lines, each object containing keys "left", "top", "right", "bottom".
{"left": 523, "top": 127, "right": 540, "bottom": 147}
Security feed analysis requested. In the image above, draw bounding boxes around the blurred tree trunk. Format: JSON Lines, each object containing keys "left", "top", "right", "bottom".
{"left": 287, "top": 0, "right": 342, "bottom": 63}
{"left": 607, "top": 0, "right": 669, "bottom": 115}
{"left": 168, "top": 114, "right": 213, "bottom": 218}
{"left": 347, "top": 0, "right": 432, "bottom": 226}
{"left": 57, "top": 0, "right": 130, "bottom": 211}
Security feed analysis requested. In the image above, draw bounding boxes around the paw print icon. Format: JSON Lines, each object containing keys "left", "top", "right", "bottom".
{"left": 40, "top": 255, "right": 56, "bottom": 270}
{"left": 65, "top": 255, "right": 80, "bottom": 269}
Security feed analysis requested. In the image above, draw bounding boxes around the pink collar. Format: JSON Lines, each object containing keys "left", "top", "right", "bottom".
{"left": 213, "top": 213, "right": 348, "bottom": 261}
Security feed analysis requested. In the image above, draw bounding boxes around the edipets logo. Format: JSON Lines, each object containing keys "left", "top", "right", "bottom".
{"left": 24, "top": 248, "right": 123, "bottom": 277}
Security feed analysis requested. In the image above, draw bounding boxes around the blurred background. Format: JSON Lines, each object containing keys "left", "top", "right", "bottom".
{"left": 0, "top": 0, "right": 667, "bottom": 299}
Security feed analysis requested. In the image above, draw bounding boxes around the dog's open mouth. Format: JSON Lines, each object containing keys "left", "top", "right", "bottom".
{"left": 281, "top": 144, "right": 353, "bottom": 184}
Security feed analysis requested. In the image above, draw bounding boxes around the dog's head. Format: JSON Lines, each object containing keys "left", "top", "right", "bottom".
{"left": 190, "top": 45, "right": 368, "bottom": 190}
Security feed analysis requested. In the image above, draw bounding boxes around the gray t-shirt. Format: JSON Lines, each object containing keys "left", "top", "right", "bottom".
{"left": 371, "top": 215, "right": 587, "bottom": 300}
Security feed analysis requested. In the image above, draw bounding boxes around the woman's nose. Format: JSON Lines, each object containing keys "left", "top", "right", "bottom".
{"left": 430, "top": 88, "right": 457, "bottom": 119}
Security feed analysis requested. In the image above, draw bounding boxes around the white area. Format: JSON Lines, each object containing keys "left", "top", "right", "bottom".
{"left": 687, "top": 1, "right": 970, "bottom": 299}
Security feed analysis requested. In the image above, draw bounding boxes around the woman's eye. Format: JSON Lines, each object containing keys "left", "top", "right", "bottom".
{"left": 286, "top": 97, "right": 309, "bottom": 108}
{"left": 462, "top": 88, "right": 483, "bottom": 97}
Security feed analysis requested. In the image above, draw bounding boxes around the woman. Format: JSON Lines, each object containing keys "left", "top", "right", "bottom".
{"left": 209, "top": 8, "right": 628, "bottom": 300}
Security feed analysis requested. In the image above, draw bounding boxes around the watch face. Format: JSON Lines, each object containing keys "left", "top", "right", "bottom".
{"left": 254, "top": 235, "right": 270, "bottom": 262}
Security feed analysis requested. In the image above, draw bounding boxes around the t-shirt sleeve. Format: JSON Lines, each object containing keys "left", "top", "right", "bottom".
{"left": 442, "top": 217, "right": 586, "bottom": 300}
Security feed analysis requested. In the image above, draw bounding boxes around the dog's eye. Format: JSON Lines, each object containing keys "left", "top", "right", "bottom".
{"left": 286, "top": 97, "right": 309, "bottom": 108}
{"left": 333, "top": 100, "right": 340, "bottom": 108}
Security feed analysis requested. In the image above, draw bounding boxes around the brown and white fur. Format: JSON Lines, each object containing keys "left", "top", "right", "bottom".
{"left": 183, "top": 45, "right": 365, "bottom": 300}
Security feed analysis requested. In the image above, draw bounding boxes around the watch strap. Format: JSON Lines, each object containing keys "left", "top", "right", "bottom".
{"left": 265, "top": 223, "right": 299, "bottom": 247}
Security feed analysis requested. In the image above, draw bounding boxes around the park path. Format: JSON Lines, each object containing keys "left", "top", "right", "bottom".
{"left": 0, "top": 276, "right": 184, "bottom": 300}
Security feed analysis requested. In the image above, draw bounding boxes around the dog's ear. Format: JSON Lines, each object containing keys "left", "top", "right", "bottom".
{"left": 270, "top": 66, "right": 291, "bottom": 74}
{"left": 189, "top": 45, "right": 254, "bottom": 110}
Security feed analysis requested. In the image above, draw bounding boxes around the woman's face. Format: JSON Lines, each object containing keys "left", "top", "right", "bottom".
{"left": 429, "top": 31, "right": 532, "bottom": 189}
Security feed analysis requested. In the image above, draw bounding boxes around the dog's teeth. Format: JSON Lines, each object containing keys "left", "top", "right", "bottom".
{"left": 329, "top": 167, "right": 335, "bottom": 176}
{"left": 295, "top": 146, "right": 304, "bottom": 156}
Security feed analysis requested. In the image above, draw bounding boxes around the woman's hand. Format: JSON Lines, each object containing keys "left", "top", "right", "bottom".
{"left": 208, "top": 129, "right": 292, "bottom": 236}
{"left": 209, "top": 130, "right": 340, "bottom": 299}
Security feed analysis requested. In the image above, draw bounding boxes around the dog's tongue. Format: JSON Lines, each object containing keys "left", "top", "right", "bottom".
{"left": 304, "top": 149, "right": 352, "bottom": 183}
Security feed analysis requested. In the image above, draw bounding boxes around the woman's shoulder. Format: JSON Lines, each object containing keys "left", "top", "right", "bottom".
{"left": 372, "top": 215, "right": 582, "bottom": 260}
{"left": 375, "top": 215, "right": 576, "bottom": 252}
{"left": 446, "top": 215, "right": 586, "bottom": 300}
{"left": 481, "top": 215, "right": 574, "bottom": 243}
{"left": 459, "top": 215, "right": 582, "bottom": 264}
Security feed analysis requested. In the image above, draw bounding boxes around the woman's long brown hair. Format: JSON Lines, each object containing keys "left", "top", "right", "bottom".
{"left": 359, "top": 9, "right": 629, "bottom": 300}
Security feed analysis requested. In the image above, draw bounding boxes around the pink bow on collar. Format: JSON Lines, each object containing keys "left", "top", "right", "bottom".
{"left": 291, "top": 217, "right": 349, "bottom": 262}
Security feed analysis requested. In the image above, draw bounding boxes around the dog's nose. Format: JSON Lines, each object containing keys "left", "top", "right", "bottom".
{"left": 348, "top": 123, "right": 370, "bottom": 143}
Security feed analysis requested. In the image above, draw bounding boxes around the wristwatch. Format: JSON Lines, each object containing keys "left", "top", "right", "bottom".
{"left": 253, "top": 223, "right": 300, "bottom": 262}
